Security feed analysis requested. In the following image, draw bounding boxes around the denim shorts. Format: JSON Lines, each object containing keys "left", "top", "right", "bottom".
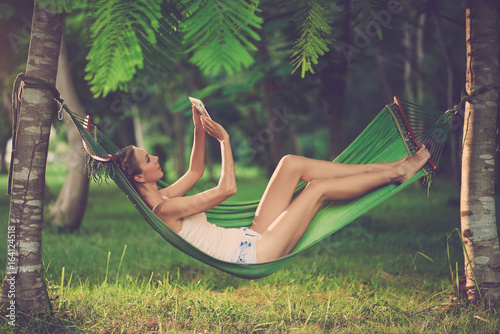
{"left": 231, "top": 227, "right": 261, "bottom": 264}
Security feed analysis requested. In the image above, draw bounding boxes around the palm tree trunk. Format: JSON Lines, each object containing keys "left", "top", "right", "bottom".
{"left": 430, "top": 0, "right": 461, "bottom": 185}
{"left": 461, "top": 0, "right": 500, "bottom": 305}
{"left": 48, "top": 32, "right": 90, "bottom": 230}
{"left": 0, "top": 1, "right": 63, "bottom": 315}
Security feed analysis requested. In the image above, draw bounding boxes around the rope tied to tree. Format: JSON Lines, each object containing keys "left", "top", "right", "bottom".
{"left": 7, "top": 73, "right": 69, "bottom": 195}
{"left": 453, "top": 82, "right": 500, "bottom": 149}
{"left": 451, "top": 81, "right": 500, "bottom": 116}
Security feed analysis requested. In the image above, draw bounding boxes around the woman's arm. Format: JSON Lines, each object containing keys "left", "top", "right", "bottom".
{"left": 156, "top": 118, "right": 237, "bottom": 224}
{"left": 160, "top": 106, "right": 205, "bottom": 198}
{"left": 204, "top": 117, "right": 237, "bottom": 196}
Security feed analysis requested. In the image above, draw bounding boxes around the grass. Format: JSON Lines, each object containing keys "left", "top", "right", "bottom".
{"left": 0, "top": 163, "right": 499, "bottom": 333}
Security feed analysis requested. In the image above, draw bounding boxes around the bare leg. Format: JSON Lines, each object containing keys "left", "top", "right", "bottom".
{"left": 255, "top": 147, "right": 430, "bottom": 262}
{"left": 252, "top": 154, "right": 407, "bottom": 234}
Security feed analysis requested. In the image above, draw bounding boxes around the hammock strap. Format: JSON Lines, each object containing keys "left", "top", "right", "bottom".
{"left": 7, "top": 73, "right": 67, "bottom": 195}
{"left": 452, "top": 81, "right": 500, "bottom": 116}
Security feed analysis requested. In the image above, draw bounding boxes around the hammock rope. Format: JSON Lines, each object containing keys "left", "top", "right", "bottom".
{"left": 9, "top": 73, "right": 462, "bottom": 279}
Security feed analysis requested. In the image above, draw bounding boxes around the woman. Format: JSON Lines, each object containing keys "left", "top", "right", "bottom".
{"left": 113, "top": 106, "right": 431, "bottom": 264}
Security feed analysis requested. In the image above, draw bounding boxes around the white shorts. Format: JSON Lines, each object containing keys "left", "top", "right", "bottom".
{"left": 230, "top": 227, "right": 260, "bottom": 264}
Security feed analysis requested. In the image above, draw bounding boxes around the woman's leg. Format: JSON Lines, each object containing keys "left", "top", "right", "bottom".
{"left": 251, "top": 154, "right": 407, "bottom": 234}
{"left": 255, "top": 148, "right": 430, "bottom": 262}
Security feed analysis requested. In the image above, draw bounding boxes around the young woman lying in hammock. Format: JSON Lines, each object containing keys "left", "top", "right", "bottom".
{"left": 113, "top": 106, "right": 431, "bottom": 264}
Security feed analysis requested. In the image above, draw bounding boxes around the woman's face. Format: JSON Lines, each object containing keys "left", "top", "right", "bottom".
{"left": 133, "top": 147, "right": 163, "bottom": 183}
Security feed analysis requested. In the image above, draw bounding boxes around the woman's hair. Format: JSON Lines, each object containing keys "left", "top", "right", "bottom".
{"left": 113, "top": 145, "right": 143, "bottom": 189}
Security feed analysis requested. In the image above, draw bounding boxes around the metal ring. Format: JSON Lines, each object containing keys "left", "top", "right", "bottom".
{"left": 57, "top": 102, "right": 65, "bottom": 121}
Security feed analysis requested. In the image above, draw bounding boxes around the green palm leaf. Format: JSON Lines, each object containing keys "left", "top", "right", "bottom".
{"left": 84, "top": 0, "right": 183, "bottom": 97}
{"left": 289, "top": 0, "right": 334, "bottom": 78}
{"left": 181, "top": 0, "right": 263, "bottom": 76}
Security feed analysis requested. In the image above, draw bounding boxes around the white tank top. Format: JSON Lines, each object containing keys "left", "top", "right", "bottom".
{"left": 153, "top": 196, "right": 245, "bottom": 262}
{"left": 178, "top": 212, "right": 246, "bottom": 262}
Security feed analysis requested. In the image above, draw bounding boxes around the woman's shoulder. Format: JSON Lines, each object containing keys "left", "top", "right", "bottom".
{"left": 153, "top": 199, "right": 183, "bottom": 233}
{"left": 159, "top": 186, "right": 176, "bottom": 199}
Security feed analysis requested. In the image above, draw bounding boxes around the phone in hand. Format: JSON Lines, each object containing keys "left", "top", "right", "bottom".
{"left": 189, "top": 97, "right": 212, "bottom": 119}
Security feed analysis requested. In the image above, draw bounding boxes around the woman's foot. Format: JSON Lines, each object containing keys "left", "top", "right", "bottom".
{"left": 394, "top": 146, "right": 431, "bottom": 183}
{"left": 368, "top": 155, "right": 408, "bottom": 172}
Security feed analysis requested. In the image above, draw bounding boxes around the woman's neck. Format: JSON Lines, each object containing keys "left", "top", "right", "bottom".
{"left": 137, "top": 182, "right": 163, "bottom": 208}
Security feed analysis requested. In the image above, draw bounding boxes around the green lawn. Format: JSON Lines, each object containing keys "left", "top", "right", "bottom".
{"left": 0, "top": 163, "right": 499, "bottom": 333}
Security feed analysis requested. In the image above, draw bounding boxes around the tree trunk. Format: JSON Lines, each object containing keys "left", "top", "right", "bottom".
{"left": 0, "top": 1, "right": 63, "bottom": 316}
{"left": 461, "top": 0, "right": 500, "bottom": 305}
{"left": 164, "top": 82, "right": 186, "bottom": 179}
{"left": 324, "top": 0, "right": 350, "bottom": 158}
{"left": 131, "top": 104, "right": 145, "bottom": 148}
{"left": 172, "top": 111, "right": 186, "bottom": 179}
{"left": 430, "top": 0, "right": 461, "bottom": 185}
{"left": 261, "top": 79, "right": 286, "bottom": 168}
{"left": 288, "top": 123, "right": 302, "bottom": 157}
{"left": 0, "top": 91, "right": 11, "bottom": 175}
{"left": 375, "top": 46, "right": 393, "bottom": 102}
{"left": 0, "top": 143, "right": 7, "bottom": 175}
{"left": 48, "top": 32, "right": 89, "bottom": 230}
{"left": 403, "top": 11, "right": 426, "bottom": 105}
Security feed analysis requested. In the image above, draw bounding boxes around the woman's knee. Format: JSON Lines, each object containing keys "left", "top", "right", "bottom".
{"left": 277, "top": 154, "right": 300, "bottom": 173}
{"left": 279, "top": 154, "right": 300, "bottom": 166}
{"left": 278, "top": 154, "right": 309, "bottom": 179}
{"left": 304, "top": 179, "right": 328, "bottom": 203}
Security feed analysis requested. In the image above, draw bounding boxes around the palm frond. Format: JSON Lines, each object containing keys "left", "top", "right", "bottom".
{"left": 289, "top": 0, "right": 334, "bottom": 78}
{"left": 85, "top": 0, "right": 184, "bottom": 98}
{"left": 181, "top": 0, "right": 263, "bottom": 77}
{"left": 137, "top": 1, "right": 185, "bottom": 72}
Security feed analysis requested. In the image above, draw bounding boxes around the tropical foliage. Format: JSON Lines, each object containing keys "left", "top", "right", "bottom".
{"left": 182, "top": 0, "right": 263, "bottom": 77}
{"left": 83, "top": 0, "right": 183, "bottom": 97}
{"left": 289, "top": 0, "right": 333, "bottom": 77}
{"left": 38, "top": 0, "right": 349, "bottom": 97}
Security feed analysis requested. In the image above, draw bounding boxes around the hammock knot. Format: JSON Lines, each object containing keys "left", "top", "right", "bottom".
{"left": 16, "top": 72, "right": 64, "bottom": 104}
{"left": 8, "top": 73, "right": 65, "bottom": 195}
{"left": 453, "top": 82, "right": 500, "bottom": 116}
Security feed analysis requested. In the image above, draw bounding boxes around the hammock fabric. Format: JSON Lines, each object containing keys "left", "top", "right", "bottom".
{"left": 63, "top": 96, "right": 454, "bottom": 279}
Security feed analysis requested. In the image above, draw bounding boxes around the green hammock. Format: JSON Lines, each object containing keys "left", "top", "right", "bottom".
{"left": 62, "top": 96, "right": 453, "bottom": 279}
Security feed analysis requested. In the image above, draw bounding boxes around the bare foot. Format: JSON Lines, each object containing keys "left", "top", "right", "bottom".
{"left": 395, "top": 146, "right": 431, "bottom": 183}
{"left": 369, "top": 155, "right": 408, "bottom": 172}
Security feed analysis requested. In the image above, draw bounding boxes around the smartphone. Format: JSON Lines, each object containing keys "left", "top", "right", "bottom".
{"left": 189, "top": 97, "right": 212, "bottom": 119}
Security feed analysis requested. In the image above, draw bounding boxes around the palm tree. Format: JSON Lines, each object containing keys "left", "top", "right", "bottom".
{"left": 461, "top": 0, "right": 500, "bottom": 305}
{"left": 0, "top": 1, "right": 63, "bottom": 314}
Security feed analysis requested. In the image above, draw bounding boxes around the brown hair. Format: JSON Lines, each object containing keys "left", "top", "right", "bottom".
{"left": 113, "top": 145, "right": 143, "bottom": 189}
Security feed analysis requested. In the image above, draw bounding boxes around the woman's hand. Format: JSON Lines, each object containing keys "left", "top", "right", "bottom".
{"left": 201, "top": 117, "right": 229, "bottom": 142}
{"left": 192, "top": 105, "right": 204, "bottom": 131}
